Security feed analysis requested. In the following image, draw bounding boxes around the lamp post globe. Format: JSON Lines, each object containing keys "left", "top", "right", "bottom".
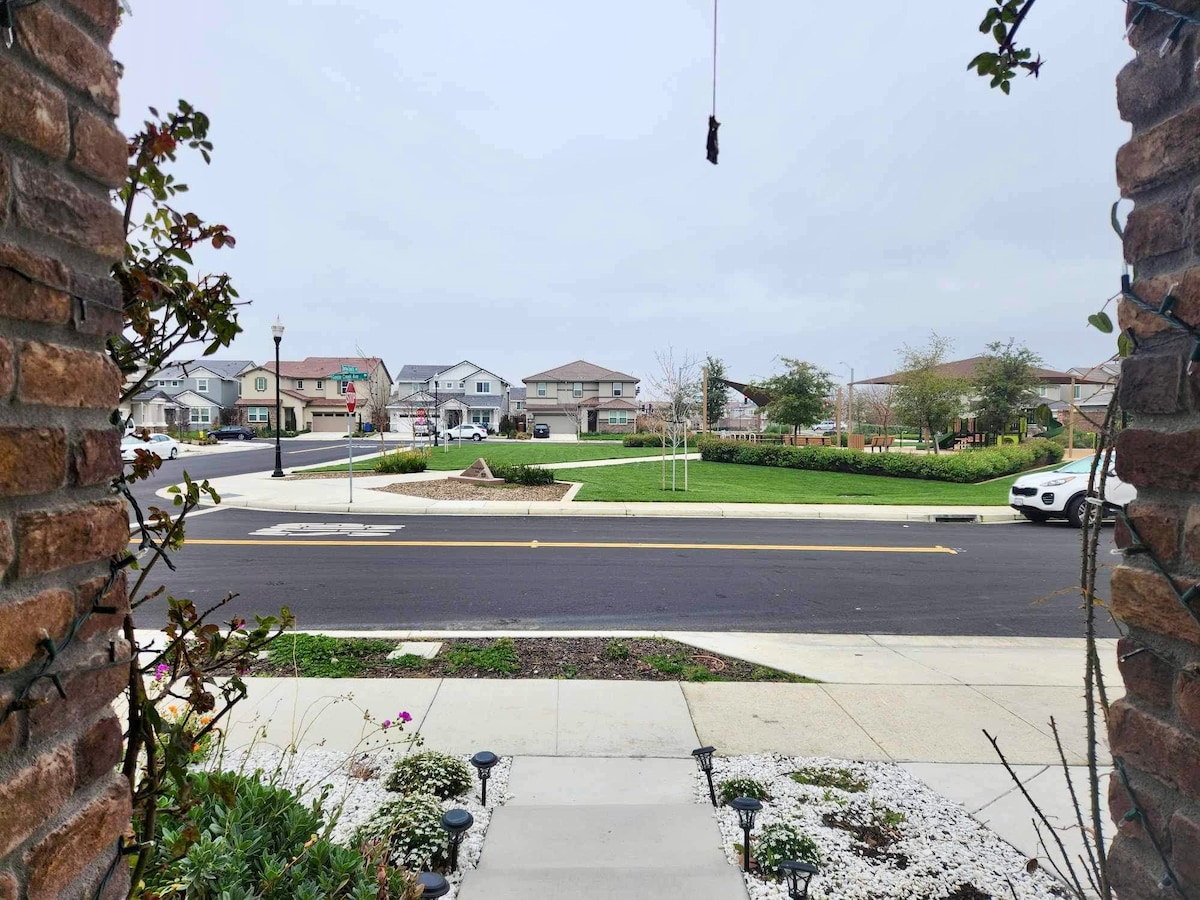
{"left": 270, "top": 317, "right": 285, "bottom": 478}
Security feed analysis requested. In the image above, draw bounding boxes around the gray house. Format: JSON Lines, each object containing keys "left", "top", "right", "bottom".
{"left": 386, "top": 361, "right": 513, "bottom": 435}
{"left": 127, "top": 359, "right": 254, "bottom": 429}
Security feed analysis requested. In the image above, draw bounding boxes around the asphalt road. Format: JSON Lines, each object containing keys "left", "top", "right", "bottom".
{"left": 124, "top": 438, "right": 401, "bottom": 513}
{"left": 137, "top": 508, "right": 1116, "bottom": 637}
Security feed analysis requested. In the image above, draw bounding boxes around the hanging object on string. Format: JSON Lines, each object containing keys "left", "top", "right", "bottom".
{"left": 706, "top": 0, "right": 720, "bottom": 164}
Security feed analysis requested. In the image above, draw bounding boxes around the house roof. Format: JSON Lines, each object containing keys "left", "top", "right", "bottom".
{"left": 524, "top": 360, "right": 638, "bottom": 383}
{"left": 157, "top": 359, "right": 255, "bottom": 381}
{"left": 258, "top": 357, "right": 390, "bottom": 381}
{"left": 170, "top": 390, "right": 221, "bottom": 407}
{"left": 510, "top": 387, "right": 527, "bottom": 401}
{"left": 131, "top": 390, "right": 175, "bottom": 403}
{"left": 234, "top": 388, "right": 310, "bottom": 407}
{"left": 396, "top": 364, "right": 454, "bottom": 381}
{"left": 856, "top": 356, "right": 1109, "bottom": 386}
{"left": 580, "top": 397, "right": 638, "bottom": 410}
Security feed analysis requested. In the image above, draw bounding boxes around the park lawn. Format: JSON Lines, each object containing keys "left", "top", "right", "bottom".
{"left": 566, "top": 460, "right": 1035, "bottom": 505}
{"left": 298, "top": 443, "right": 664, "bottom": 473}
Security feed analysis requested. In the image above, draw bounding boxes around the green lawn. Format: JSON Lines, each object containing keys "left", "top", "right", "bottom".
{"left": 298, "top": 443, "right": 664, "bottom": 473}
{"left": 566, "top": 460, "right": 1036, "bottom": 505}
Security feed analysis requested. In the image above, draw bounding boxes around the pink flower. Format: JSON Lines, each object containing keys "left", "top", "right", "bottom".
{"left": 398, "top": 711, "right": 412, "bottom": 723}
{"left": 382, "top": 720, "right": 392, "bottom": 730}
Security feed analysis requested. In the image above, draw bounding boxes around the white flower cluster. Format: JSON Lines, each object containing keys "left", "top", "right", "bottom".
{"left": 694, "top": 754, "right": 1064, "bottom": 900}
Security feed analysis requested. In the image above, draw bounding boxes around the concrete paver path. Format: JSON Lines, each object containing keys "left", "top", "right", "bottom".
{"left": 458, "top": 757, "right": 746, "bottom": 899}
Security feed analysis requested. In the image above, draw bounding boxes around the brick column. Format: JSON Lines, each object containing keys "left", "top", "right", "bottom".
{"left": 0, "top": 1, "right": 131, "bottom": 898}
{"left": 1109, "top": 2, "right": 1200, "bottom": 897}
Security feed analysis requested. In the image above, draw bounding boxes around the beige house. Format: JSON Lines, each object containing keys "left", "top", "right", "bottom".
{"left": 523, "top": 360, "right": 639, "bottom": 435}
{"left": 237, "top": 357, "right": 393, "bottom": 433}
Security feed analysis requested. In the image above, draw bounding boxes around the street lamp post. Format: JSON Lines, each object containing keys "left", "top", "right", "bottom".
{"left": 271, "top": 317, "right": 285, "bottom": 478}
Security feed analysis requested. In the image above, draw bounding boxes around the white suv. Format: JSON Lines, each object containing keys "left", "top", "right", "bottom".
{"left": 442, "top": 423, "right": 487, "bottom": 442}
{"left": 1009, "top": 455, "right": 1135, "bottom": 527}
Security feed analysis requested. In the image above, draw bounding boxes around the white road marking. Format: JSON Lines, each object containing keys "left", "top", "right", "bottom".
{"left": 249, "top": 522, "right": 407, "bottom": 537}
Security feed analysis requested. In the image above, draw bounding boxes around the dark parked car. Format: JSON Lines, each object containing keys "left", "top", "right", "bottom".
{"left": 533, "top": 423, "right": 550, "bottom": 439}
{"left": 210, "top": 425, "right": 256, "bottom": 441}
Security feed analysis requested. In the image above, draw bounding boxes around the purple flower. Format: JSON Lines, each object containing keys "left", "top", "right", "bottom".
{"left": 398, "top": 711, "right": 412, "bottom": 723}
{"left": 382, "top": 720, "right": 392, "bottom": 730}
{"left": 154, "top": 663, "right": 170, "bottom": 681}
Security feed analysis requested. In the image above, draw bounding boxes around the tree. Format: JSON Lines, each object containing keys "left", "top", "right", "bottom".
{"left": 703, "top": 354, "right": 728, "bottom": 430}
{"left": 650, "top": 348, "right": 703, "bottom": 490}
{"left": 861, "top": 385, "right": 898, "bottom": 434}
{"left": 355, "top": 344, "right": 392, "bottom": 449}
{"left": 891, "top": 333, "right": 967, "bottom": 454}
{"left": 754, "top": 359, "right": 833, "bottom": 436}
{"left": 971, "top": 338, "right": 1043, "bottom": 436}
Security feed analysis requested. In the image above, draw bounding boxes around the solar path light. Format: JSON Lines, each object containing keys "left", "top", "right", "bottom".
{"left": 470, "top": 750, "right": 499, "bottom": 805}
{"left": 415, "top": 872, "right": 449, "bottom": 898}
{"left": 441, "top": 808, "right": 474, "bottom": 872}
{"left": 779, "top": 860, "right": 819, "bottom": 900}
{"left": 731, "top": 796, "right": 763, "bottom": 873}
{"left": 691, "top": 746, "right": 717, "bottom": 807}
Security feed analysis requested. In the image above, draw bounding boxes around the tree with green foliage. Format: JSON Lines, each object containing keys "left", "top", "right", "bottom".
{"left": 972, "top": 338, "right": 1043, "bottom": 437}
{"left": 703, "top": 355, "right": 728, "bottom": 430}
{"left": 755, "top": 359, "right": 833, "bottom": 436}
{"left": 892, "top": 333, "right": 967, "bottom": 454}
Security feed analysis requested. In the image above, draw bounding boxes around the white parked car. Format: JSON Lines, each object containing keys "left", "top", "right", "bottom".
{"left": 1009, "top": 455, "right": 1135, "bottom": 527}
{"left": 121, "top": 433, "right": 180, "bottom": 462}
{"left": 441, "top": 423, "right": 487, "bottom": 442}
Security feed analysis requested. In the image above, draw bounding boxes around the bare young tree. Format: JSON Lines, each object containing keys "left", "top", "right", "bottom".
{"left": 650, "top": 348, "right": 703, "bottom": 490}
{"left": 355, "top": 344, "right": 392, "bottom": 451}
{"left": 861, "top": 384, "right": 899, "bottom": 434}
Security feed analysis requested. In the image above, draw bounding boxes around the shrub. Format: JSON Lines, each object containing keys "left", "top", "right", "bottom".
{"left": 604, "top": 639, "right": 631, "bottom": 661}
{"left": 375, "top": 450, "right": 429, "bottom": 474}
{"left": 756, "top": 821, "right": 821, "bottom": 876}
{"left": 489, "top": 462, "right": 556, "bottom": 485}
{"left": 515, "top": 431, "right": 533, "bottom": 440}
{"left": 697, "top": 436, "right": 1062, "bottom": 483}
{"left": 623, "top": 433, "right": 664, "bottom": 447}
{"left": 351, "top": 793, "right": 449, "bottom": 870}
{"left": 144, "top": 770, "right": 416, "bottom": 897}
{"left": 386, "top": 751, "right": 473, "bottom": 799}
{"left": 718, "top": 776, "right": 770, "bottom": 806}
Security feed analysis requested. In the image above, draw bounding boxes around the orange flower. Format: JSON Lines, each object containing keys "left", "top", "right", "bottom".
{"left": 168, "top": 705, "right": 178, "bottom": 715}
{"left": 192, "top": 743, "right": 200, "bottom": 753}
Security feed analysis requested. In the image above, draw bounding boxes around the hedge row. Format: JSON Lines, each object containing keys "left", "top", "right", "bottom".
{"left": 375, "top": 450, "right": 429, "bottom": 474}
{"left": 622, "top": 433, "right": 663, "bottom": 447}
{"left": 696, "top": 437, "right": 1064, "bottom": 483}
{"left": 490, "top": 462, "right": 557, "bottom": 485}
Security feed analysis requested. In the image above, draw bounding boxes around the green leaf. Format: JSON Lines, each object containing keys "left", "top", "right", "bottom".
{"left": 1000, "top": 80, "right": 1011, "bottom": 95}
{"left": 992, "top": 22, "right": 1007, "bottom": 42}
{"left": 1088, "top": 311, "right": 1114, "bottom": 334}
{"left": 1117, "top": 332, "right": 1134, "bottom": 358}
{"left": 1111, "top": 200, "right": 1124, "bottom": 239}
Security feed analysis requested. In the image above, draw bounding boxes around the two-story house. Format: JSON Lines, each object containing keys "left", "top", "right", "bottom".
{"left": 386, "top": 361, "right": 512, "bottom": 436}
{"left": 123, "top": 359, "right": 255, "bottom": 430}
{"left": 523, "top": 360, "right": 640, "bottom": 436}
{"left": 237, "top": 357, "right": 393, "bottom": 432}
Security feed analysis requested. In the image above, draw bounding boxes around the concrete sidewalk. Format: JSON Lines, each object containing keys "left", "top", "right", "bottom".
{"left": 205, "top": 631, "right": 1118, "bottom": 871}
{"left": 171, "top": 467, "right": 1022, "bottom": 522}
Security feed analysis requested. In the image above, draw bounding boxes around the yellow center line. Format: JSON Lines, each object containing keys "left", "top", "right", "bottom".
{"left": 133, "top": 538, "right": 957, "bottom": 554}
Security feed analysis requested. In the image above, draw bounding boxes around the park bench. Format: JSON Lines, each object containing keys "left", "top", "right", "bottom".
{"left": 868, "top": 435, "right": 894, "bottom": 452}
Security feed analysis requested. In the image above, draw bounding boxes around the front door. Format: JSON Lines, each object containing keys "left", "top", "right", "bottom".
{"left": 587, "top": 410, "right": 598, "bottom": 432}
{"left": 285, "top": 408, "right": 297, "bottom": 431}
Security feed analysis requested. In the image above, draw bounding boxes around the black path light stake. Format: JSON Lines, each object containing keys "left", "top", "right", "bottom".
{"left": 416, "top": 872, "right": 449, "bottom": 899}
{"left": 731, "top": 796, "right": 762, "bottom": 873}
{"left": 779, "top": 860, "right": 819, "bottom": 900}
{"left": 470, "top": 750, "right": 499, "bottom": 805}
{"left": 692, "top": 746, "right": 717, "bottom": 807}
{"left": 441, "top": 808, "right": 474, "bottom": 872}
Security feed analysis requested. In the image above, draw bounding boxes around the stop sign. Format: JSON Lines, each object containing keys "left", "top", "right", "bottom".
{"left": 345, "top": 381, "right": 357, "bottom": 413}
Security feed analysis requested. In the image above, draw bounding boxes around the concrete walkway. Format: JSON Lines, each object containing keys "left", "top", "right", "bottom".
{"left": 199, "top": 631, "right": 1119, "bottom": 871}
{"left": 458, "top": 758, "right": 744, "bottom": 899}
{"left": 172, "top": 467, "right": 1021, "bottom": 522}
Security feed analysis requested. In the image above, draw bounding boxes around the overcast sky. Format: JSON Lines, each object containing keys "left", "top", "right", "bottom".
{"left": 112, "top": 2, "right": 1133, "bottom": 390}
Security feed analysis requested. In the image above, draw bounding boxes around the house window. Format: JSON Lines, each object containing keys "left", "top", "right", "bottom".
{"left": 196, "top": 378, "right": 209, "bottom": 393}
{"left": 247, "top": 407, "right": 270, "bottom": 423}
{"left": 573, "top": 382, "right": 582, "bottom": 398}
{"left": 316, "top": 380, "right": 323, "bottom": 390}
{"left": 255, "top": 377, "right": 267, "bottom": 392}
{"left": 189, "top": 407, "right": 211, "bottom": 424}
{"left": 476, "top": 381, "right": 491, "bottom": 393}
{"left": 471, "top": 411, "right": 492, "bottom": 426}
{"left": 1073, "top": 385, "right": 1082, "bottom": 401}
{"left": 516, "top": 401, "right": 524, "bottom": 410}
{"left": 459, "top": 381, "right": 465, "bottom": 388}
{"left": 1037, "top": 385, "right": 1048, "bottom": 397}
{"left": 607, "top": 411, "right": 628, "bottom": 425}
{"left": 612, "top": 383, "right": 623, "bottom": 397}
{"left": 296, "top": 380, "right": 304, "bottom": 390}
{"left": 339, "top": 381, "right": 348, "bottom": 394}
{"left": 537, "top": 382, "right": 547, "bottom": 397}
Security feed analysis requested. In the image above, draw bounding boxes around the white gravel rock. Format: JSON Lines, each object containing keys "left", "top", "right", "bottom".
{"left": 694, "top": 754, "right": 1065, "bottom": 900}
{"left": 211, "top": 744, "right": 511, "bottom": 898}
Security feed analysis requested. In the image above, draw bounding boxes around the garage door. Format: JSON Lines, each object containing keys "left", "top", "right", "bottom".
{"left": 310, "top": 412, "right": 344, "bottom": 432}
{"left": 536, "top": 414, "right": 577, "bottom": 435}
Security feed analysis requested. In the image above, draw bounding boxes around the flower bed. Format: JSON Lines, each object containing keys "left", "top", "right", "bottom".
{"left": 697, "top": 754, "right": 1061, "bottom": 900}
{"left": 213, "top": 744, "right": 511, "bottom": 898}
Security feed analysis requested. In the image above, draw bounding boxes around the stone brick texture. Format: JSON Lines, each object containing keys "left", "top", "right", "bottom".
{"left": 1110, "top": 9, "right": 1200, "bottom": 894}
{"left": 0, "top": 2, "right": 131, "bottom": 895}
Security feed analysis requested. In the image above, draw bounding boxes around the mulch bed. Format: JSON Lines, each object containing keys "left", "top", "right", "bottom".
{"left": 371, "top": 481, "right": 572, "bottom": 501}
{"left": 237, "top": 636, "right": 813, "bottom": 682}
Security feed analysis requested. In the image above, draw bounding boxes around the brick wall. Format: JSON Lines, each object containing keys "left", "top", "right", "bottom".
{"left": 0, "top": 2, "right": 130, "bottom": 898}
{"left": 1109, "top": 2, "right": 1200, "bottom": 896}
